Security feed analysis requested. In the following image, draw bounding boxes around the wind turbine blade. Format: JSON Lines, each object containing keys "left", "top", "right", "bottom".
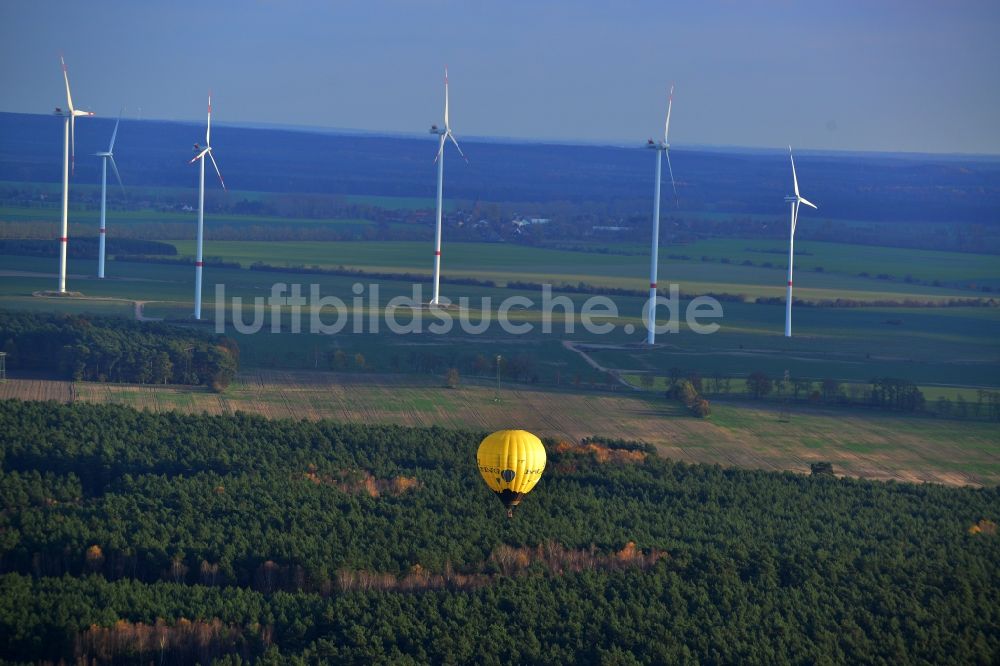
{"left": 448, "top": 132, "right": 469, "bottom": 164}
{"left": 798, "top": 196, "right": 818, "bottom": 210}
{"left": 206, "top": 93, "right": 212, "bottom": 145}
{"left": 443, "top": 66, "right": 450, "bottom": 130}
{"left": 60, "top": 56, "right": 76, "bottom": 173}
{"left": 189, "top": 147, "right": 210, "bottom": 164}
{"left": 108, "top": 108, "right": 122, "bottom": 153}
{"left": 664, "top": 84, "right": 674, "bottom": 144}
{"left": 664, "top": 149, "right": 677, "bottom": 203}
{"left": 61, "top": 56, "right": 74, "bottom": 113}
{"left": 789, "top": 145, "right": 800, "bottom": 198}
{"left": 208, "top": 151, "right": 226, "bottom": 190}
{"left": 433, "top": 134, "right": 445, "bottom": 163}
{"left": 109, "top": 155, "right": 124, "bottom": 193}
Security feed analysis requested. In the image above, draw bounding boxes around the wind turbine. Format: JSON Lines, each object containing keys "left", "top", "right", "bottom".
{"left": 645, "top": 85, "right": 677, "bottom": 345}
{"left": 428, "top": 66, "right": 468, "bottom": 306}
{"left": 53, "top": 55, "right": 94, "bottom": 293}
{"left": 95, "top": 109, "right": 124, "bottom": 279}
{"left": 188, "top": 93, "right": 226, "bottom": 320}
{"left": 784, "top": 146, "right": 817, "bottom": 337}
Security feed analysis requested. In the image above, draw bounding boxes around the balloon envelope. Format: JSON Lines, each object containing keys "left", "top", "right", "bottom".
{"left": 477, "top": 429, "right": 546, "bottom": 517}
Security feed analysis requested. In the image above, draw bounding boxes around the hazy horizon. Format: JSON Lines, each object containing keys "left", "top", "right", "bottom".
{"left": 5, "top": 109, "right": 999, "bottom": 161}
{"left": 1, "top": 1, "right": 999, "bottom": 155}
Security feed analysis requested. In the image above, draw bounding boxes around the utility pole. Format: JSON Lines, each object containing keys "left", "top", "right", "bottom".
{"left": 494, "top": 355, "right": 502, "bottom": 402}
{"left": 780, "top": 368, "right": 791, "bottom": 422}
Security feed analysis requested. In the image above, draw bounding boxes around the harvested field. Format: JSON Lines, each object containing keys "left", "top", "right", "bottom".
{"left": 0, "top": 378, "right": 74, "bottom": 403}
{"left": 2, "top": 370, "right": 996, "bottom": 487}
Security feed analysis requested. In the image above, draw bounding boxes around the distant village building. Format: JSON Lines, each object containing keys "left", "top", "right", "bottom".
{"left": 511, "top": 216, "right": 550, "bottom": 228}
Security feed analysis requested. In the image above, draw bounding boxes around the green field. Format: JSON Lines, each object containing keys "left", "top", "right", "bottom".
{"left": 7, "top": 197, "right": 992, "bottom": 288}
{"left": 2, "top": 247, "right": 998, "bottom": 388}
{"left": 2, "top": 370, "right": 996, "bottom": 486}
{"left": 602, "top": 238, "right": 1000, "bottom": 287}
{"left": 163, "top": 239, "right": 986, "bottom": 302}
{"left": 0, "top": 186, "right": 453, "bottom": 236}
{"left": 0, "top": 185, "right": 447, "bottom": 214}
{"left": 0, "top": 205, "right": 403, "bottom": 235}
{"left": 621, "top": 373, "right": 996, "bottom": 412}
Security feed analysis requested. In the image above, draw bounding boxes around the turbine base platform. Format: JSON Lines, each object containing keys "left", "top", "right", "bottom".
{"left": 419, "top": 302, "right": 460, "bottom": 311}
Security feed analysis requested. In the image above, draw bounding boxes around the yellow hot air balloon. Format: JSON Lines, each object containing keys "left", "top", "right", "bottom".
{"left": 477, "top": 429, "right": 546, "bottom": 518}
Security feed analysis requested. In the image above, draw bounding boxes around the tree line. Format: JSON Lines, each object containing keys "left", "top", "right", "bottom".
{"left": 0, "top": 237, "right": 176, "bottom": 259}
{"left": 645, "top": 366, "right": 1000, "bottom": 422}
{"left": 742, "top": 371, "right": 1000, "bottom": 421}
{"left": 0, "top": 310, "right": 239, "bottom": 389}
{"left": 316, "top": 347, "right": 544, "bottom": 385}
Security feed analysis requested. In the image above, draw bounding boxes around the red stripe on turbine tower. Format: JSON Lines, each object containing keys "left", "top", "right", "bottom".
{"left": 99, "top": 229, "right": 106, "bottom": 234}
{"left": 650, "top": 283, "right": 657, "bottom": 288}
{"left": 434, "top": 250, "right": 441, "bottom": 256}
{"left": 195, "top": 261, "right": 204, "bottom": 267}
{"left": 788, "top": 281, "right": 793, "bottom": 286}
{"left": 59, "top": 237, "right": 68, "bottom": 242}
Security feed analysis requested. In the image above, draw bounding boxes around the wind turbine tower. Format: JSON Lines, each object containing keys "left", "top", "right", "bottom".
{"left": 428, "top": 66, "right": 468, "bottom": 305}
{"left": 95, "top": 110, "right": 124, "bottom": 278}
{"left": 645, "top": 85, "right": 677, "bottom": 345}
{"left": 53, "top": 56, "right": 94, "bottom": 293}
{"left": 784, "top": 146, "right": 817, "bottom": 337}
{"left": 189, "top": 94, "right": 226, "bottom": 320}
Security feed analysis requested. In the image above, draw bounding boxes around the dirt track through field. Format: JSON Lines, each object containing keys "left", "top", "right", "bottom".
{"left": 2, "top": 371, "right": 996, "bottom": 487}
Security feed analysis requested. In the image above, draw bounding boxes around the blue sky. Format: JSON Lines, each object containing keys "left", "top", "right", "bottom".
{"left": 1, "top": 0, "right": 998, "bottom": 154}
